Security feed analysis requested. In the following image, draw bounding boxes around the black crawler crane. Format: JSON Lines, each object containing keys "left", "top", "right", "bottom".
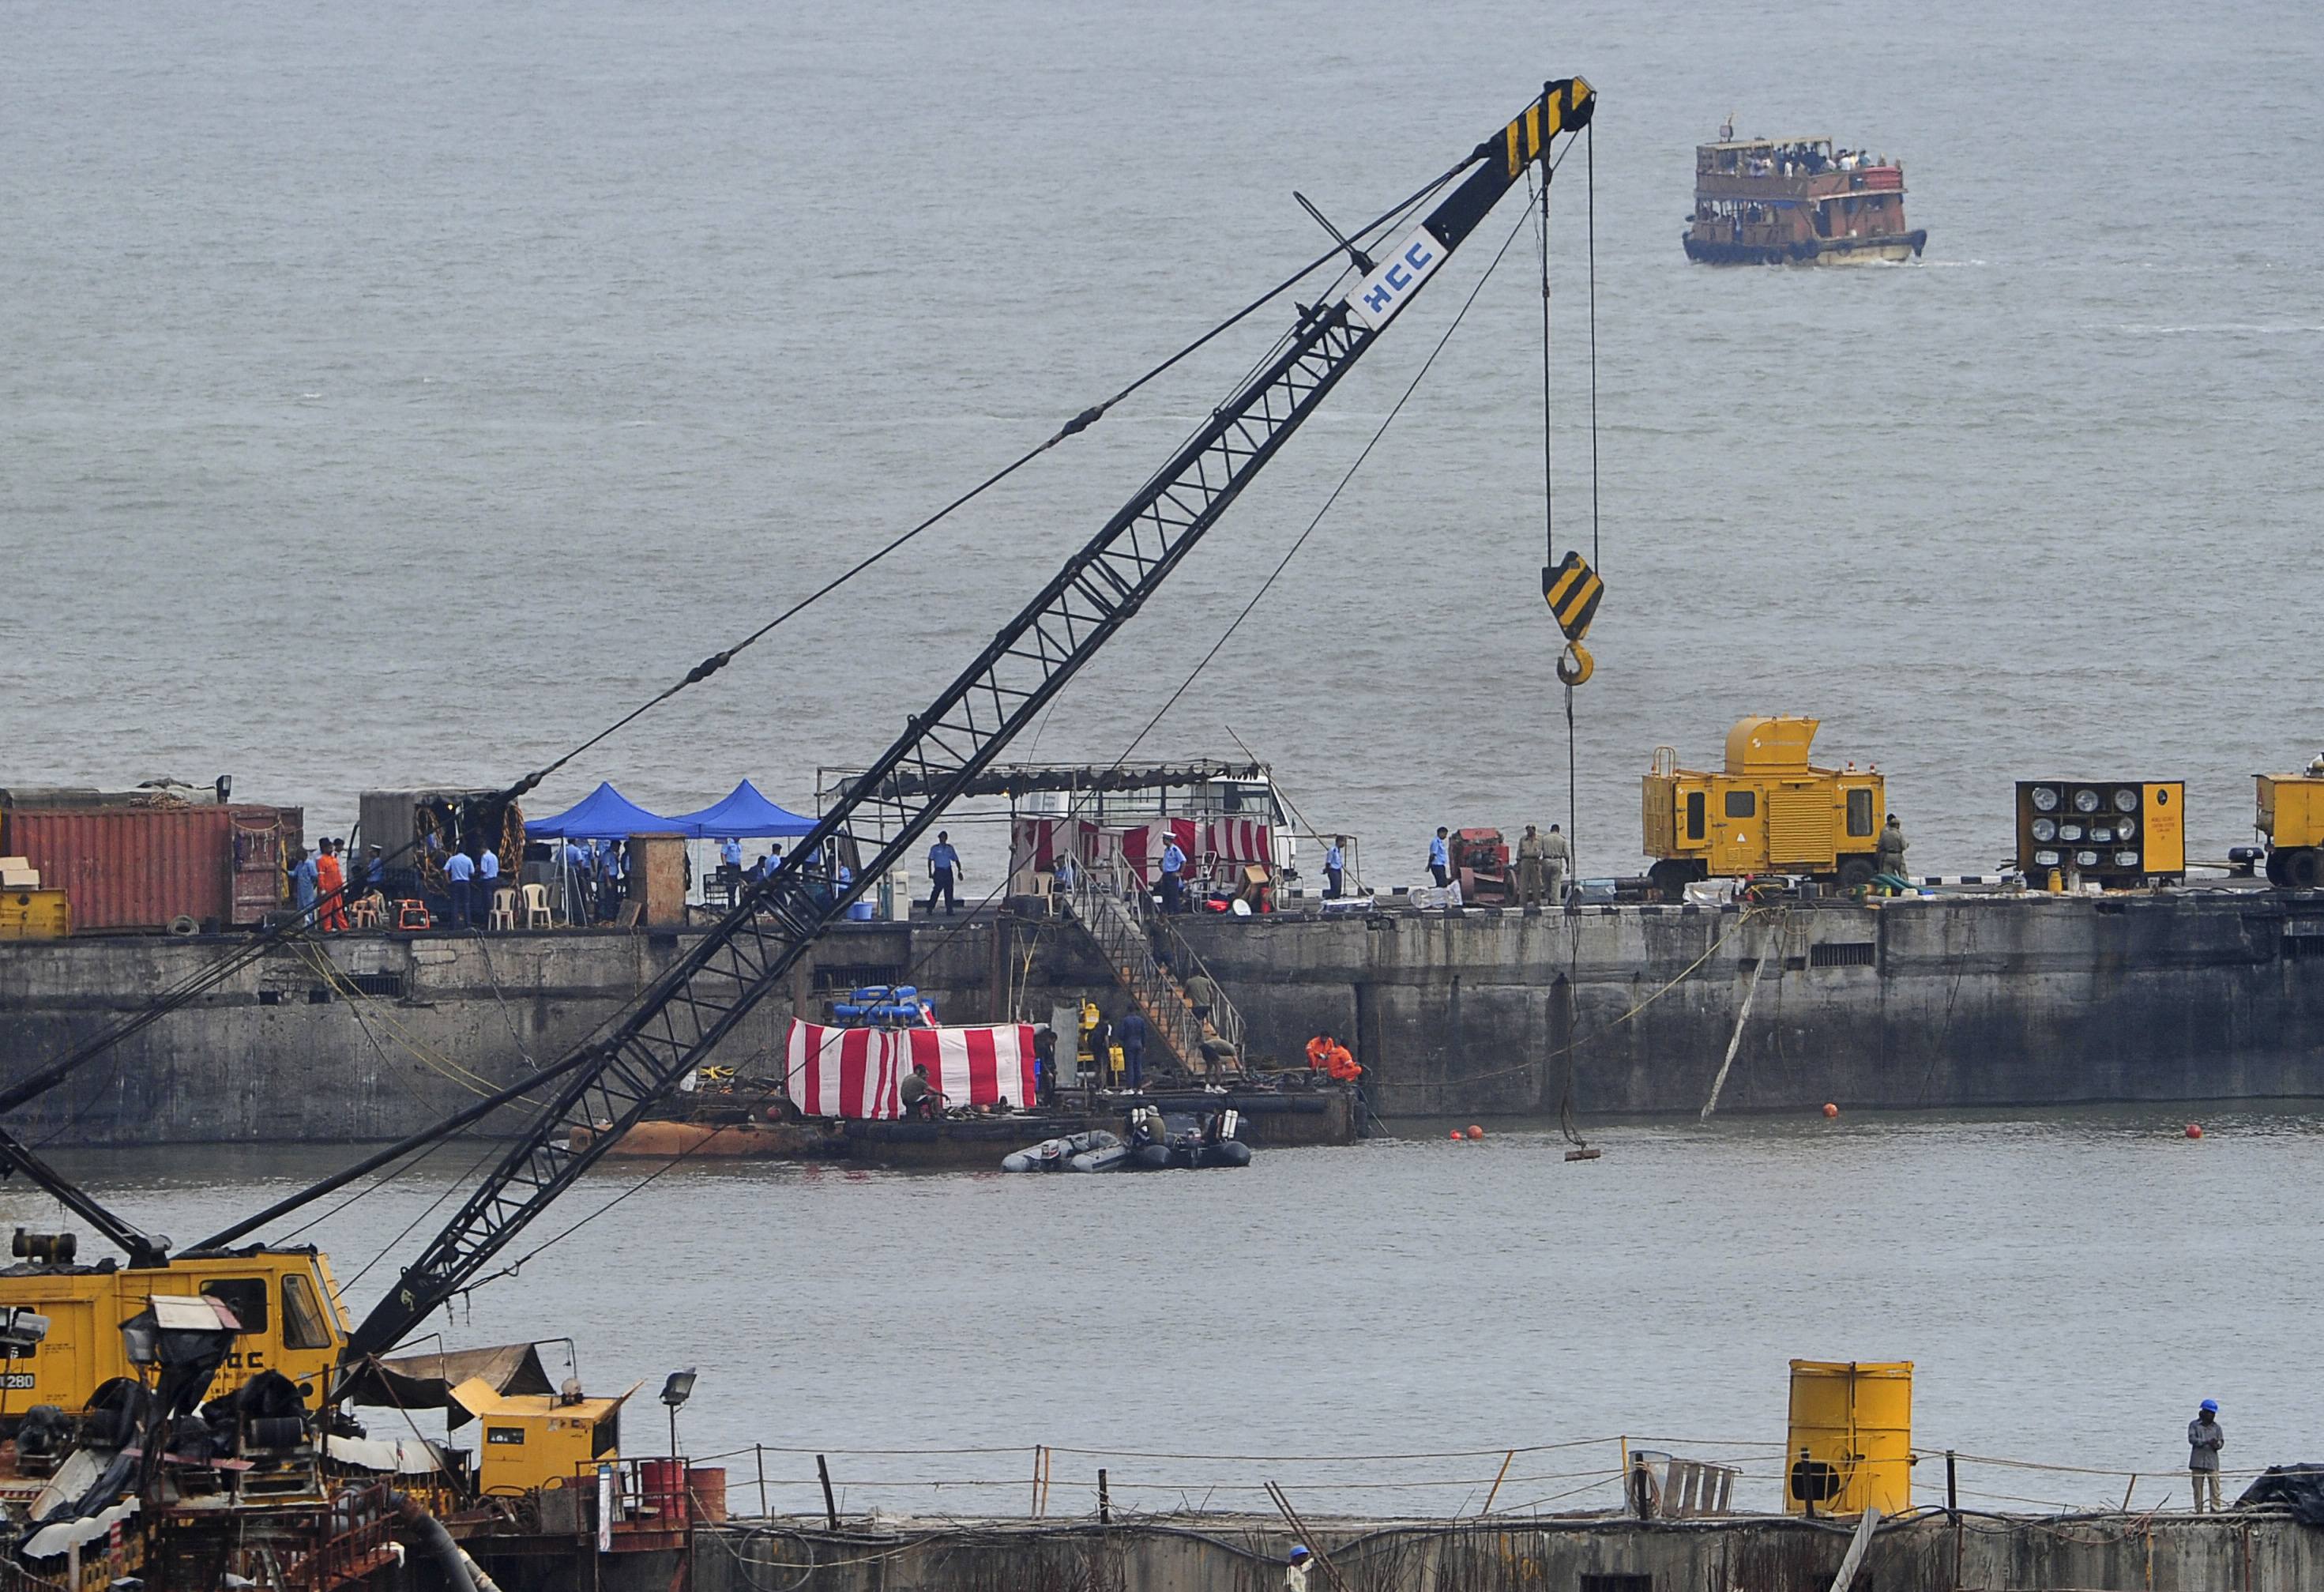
{"left": 0, "top": 78, "right": 1599, "bottom": 1413}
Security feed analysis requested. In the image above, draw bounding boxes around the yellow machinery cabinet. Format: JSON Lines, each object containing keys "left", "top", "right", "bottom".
{"left": 0, "top": 890, "right": 71, "bottom": 939}
{"left": 1786, "top": 1359, "right": 1912, "bottom": 1517}
{"left": 453, "top": 1376, "right": 637, "bottom": 1496}
{"left": 2256, "top": 773, "right": 2324, "bottom": 889}
{"left": 0, "top": 1249, "right": 352, "bottom": 1419}
{"left": 1643, "top": 719, "right": 1886, "bottom": 895}
{"left": 2258, "top": 774, "right": 2324, "bottom": 849}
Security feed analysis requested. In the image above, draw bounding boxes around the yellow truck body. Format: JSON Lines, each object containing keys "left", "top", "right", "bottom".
{"left": 2257, "top": 772, "right": 2324, "bottom": 888}
{"left": 0, "top": 1248, "right": 352, "bottom": 1421}
{"left": 0, "top": 890, "right": 71, "bottom": 939}
{"left": 1643, "top": 717, "right": 1885, "bottom": 895}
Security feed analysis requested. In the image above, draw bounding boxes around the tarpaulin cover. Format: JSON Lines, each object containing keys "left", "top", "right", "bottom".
{"left": 340, "top": 1342, "right": 557, "bottom": 1421}
{"left": 785, "top": 1020, "right": 1036, "bottom": 1118}
{"left": 523, "top": 782, "right": 682, "bottom": 839}
{"left": 665, "top": 780, "right": 818, "bottom": 839}
{"left": 2236, "top": 1465, "right": 2324, "bottom": 1523}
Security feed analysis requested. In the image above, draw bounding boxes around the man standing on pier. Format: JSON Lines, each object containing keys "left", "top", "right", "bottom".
{"left": 1324, "top": 835, "right": 1346, "bottom": 899}
{"left": 314, "top": 839, "right": 348, "bottom": 933}
{"left": 2189, "top": 1399, "right": 2225, "bottom": 1511}
{"left": 1877, "top": 814, "right": 1909, "bottom": 880}
{"left": 1429, "top": 827, "right": 1450, "bottom": 888}
{"left": 1543, "top": 822, "right": 1571, "bottom": 905}
{"left": 1517, "top": 825, "right": 1546, "bottom": 905}
{"left": 476, "top": 841, "right": 500, "bottom": 928}
{"left": 444, "top": 847, "right": 475, "bottom": 928}
{"left": 1159, "top": 835, "right": 1188, "bottom": 913}
{"left": 927, "top": 831, "right": 961, "bottom": 915}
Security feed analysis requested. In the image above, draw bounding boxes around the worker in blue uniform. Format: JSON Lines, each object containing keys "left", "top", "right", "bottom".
{"left": 1429, "top": 828, "right": 1450, "bottom": 888}
{"left": 476, "top": 844, "right": 500, "bottom": 928}
{"left": 1324, "top": 836, "right": 1347, "bottom": 899}
{"left": 444, "top": 849, "right": 475, "bottom": 928}
{"left": 1159, "top": 837, "right": 1188, "bottom": 913}
{"left": 927, "top": 832, "right": 961, "bottom": 915}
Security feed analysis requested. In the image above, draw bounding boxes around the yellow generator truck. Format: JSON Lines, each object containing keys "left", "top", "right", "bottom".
{"left": 1642, "top": 717, "right": 1886, "bottom": 898}
{"left": 2258, "top": 760, "right": 2324, "bottom": 889}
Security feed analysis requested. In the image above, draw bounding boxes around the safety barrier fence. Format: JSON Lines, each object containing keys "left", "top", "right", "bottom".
{"left": 679, "top": 1436, "right": 2294, "bottom": 1524}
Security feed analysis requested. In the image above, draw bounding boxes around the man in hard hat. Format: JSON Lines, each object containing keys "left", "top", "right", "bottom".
{"left": 1284, "top": 1545, "right": 1313, "bottom": 1592}
{"left": 2188, "top": 1399, "right": 2225, "bottom": 1511}
{"left": 1875, "top": 814, "right": 1908, "bottom": 880}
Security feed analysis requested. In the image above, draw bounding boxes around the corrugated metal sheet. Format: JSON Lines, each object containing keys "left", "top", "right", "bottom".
{"left": 0, "top": 806, "right": 303, "bottom": 932}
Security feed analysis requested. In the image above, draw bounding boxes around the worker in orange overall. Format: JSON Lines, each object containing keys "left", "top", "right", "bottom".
{"left": 1305, "top": 1033, "right": 1360, "bottom": 1081}
{"left": 314, "top": 838, "right": 349, "bottom": 933}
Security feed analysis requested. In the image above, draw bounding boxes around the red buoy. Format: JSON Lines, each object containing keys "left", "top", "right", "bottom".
{"left": 2186, "top": 1123, "right": 2204, "bottom": 1139}
{"left": 1449, "top": 1128, "right": 1464, "bottom": 1141}
{"left": 1466, "top": 1124, "right": 1485, "bottom": 1139}
{"left": 1822, "top": 1102, "right": 1840, "bottom": 1119}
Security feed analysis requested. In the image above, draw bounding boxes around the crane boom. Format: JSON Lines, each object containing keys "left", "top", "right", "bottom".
{"left": 341, "top": 77, "right": 1594, "bottom": 1364}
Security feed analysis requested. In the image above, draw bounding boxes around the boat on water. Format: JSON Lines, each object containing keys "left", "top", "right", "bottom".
{"left": 1683, "top": 125, "right": 1926, "bottom": 265}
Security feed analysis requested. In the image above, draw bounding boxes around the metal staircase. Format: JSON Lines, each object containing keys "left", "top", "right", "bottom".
{"left": 1062, "top": 867, "right": 1245, "bottom": 1078}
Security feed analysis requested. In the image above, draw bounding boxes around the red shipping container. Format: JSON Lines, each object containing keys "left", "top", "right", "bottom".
{"left": 1, "top": 805, "right": 304, "bottom": 932}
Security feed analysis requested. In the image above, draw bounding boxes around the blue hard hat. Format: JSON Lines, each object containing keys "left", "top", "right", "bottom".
{"left": 1289, "top": 1545, "right": 1311, "bottom": 1561}
{"left": 2202, "top": 1398, "right": 2219, "bottom": 1413}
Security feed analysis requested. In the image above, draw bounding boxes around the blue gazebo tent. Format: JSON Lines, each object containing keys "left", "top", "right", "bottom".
{"left": 525, "top": 782, "right": 683, "bottom": 839}
{"left": 666, "top": 780, "right": 818, "bottom": 839}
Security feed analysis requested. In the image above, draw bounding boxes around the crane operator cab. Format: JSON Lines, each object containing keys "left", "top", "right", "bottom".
{"left": 0, "top": 1233, "right": 352, "bottom": 1425}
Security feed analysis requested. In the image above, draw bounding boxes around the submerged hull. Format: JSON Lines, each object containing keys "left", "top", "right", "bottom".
{"left": 1683, "top": 230, "right": 1926, "bottom": 265}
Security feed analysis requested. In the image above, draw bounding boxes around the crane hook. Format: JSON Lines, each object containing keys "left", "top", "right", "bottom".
{"left": 1555, "top": 640, "right": 1594, "bottom": 687}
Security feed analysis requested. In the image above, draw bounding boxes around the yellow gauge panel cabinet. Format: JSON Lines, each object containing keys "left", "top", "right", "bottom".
{"left": 0, "top": 1250, "right": 353, "bottom": 1419}
{"left": 1786, "top": 1359, "right": 1912, "bottom": 1517}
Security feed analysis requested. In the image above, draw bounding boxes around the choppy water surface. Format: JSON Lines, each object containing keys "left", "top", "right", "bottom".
{"left": 5, "top": 0, "right": 2322, "bottom": 880}
{"left": 21, "top": 1111, "right": 2320, "bottom": 1515}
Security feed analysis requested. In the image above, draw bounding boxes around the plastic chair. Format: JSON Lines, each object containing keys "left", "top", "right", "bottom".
{"left": 488, "top": 888, "right": 517, "bottom": 931}
{"left": 520, "top": 883, "right": 554, "bottom": 929}
{"left": 347, "top": 894, "right": 385, "bottom": 930}
{"left": 395, "top": 899, "right": 431, "bottom": 931}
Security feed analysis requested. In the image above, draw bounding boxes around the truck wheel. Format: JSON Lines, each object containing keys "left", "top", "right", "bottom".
{"left": 2266, "top": 850, "right": 2290, "bottom": 886}
{"left": 2287, "top": 849, "right": 2324, "bottom": 891}
{"left": 1649, "top": 860, "right": 1699, "bottom": 901}
{"left": 1836, "top": 858, "right": 1876, "bottom": 891}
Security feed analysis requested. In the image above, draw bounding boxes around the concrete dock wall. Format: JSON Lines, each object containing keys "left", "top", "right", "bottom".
{"left": 675, "top": 1511, "right": 2324, "bottom": 1592}
{"left": 2, "top": 891, "right": 2321, "bottom": 1144}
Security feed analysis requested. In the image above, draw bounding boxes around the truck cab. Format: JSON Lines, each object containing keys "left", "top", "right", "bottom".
{"left": 1642, "top": 717, "right": 1886, "bottom": 898}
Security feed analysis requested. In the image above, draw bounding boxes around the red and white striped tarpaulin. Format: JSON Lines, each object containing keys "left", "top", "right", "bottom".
{"left": 1203, "top": 817, "right": 1273, "bottom": 866}
{"left": 784, "top": 1020, "right": 1037, "bottom": 1119}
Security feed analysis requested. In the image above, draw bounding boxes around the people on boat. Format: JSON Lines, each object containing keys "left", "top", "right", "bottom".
{"left": 900, "top": 1063, "right": 946, "bottom": 1120}
{"left": 1305, "top": 1034, "right": 1359, "bottom": 1082}
{"left": 1284, "top": 1545, "right": 1313, "bottom": 1592}
{"left": 1032, "top": 1025, "right": 1055, "bottom": 1104}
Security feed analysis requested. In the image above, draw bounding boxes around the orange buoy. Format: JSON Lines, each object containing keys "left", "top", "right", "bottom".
{"left": 2186, "top": 1123, "right": 2204, "bottom": 1139}
{"left": 1449, "top": 1128, "right": 1464, "bottom": 1141}
{"left": 1822, "top": 1103, "right": 1840, "bottom": 1118}
{"left": 1466, "top": 1124, "right": 1485, "bottom": 1139}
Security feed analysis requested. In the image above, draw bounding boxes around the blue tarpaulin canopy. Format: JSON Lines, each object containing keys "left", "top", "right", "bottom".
{"left": 666, "top": 780, "right": 818, "bottom": 840}
{"left": 524, "top": 781, "right": 685, "bottom": 839}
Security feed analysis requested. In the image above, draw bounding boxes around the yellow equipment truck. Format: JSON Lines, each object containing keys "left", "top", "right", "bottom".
{"left": 1642, "top": 717, "right": 1886, "bottom": 898}
{"left": 0, "top": 1240, "right": 352, "bottom": 1422}
{"left": 2257, "top": 763, "right": 2324, "bottom": 889}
